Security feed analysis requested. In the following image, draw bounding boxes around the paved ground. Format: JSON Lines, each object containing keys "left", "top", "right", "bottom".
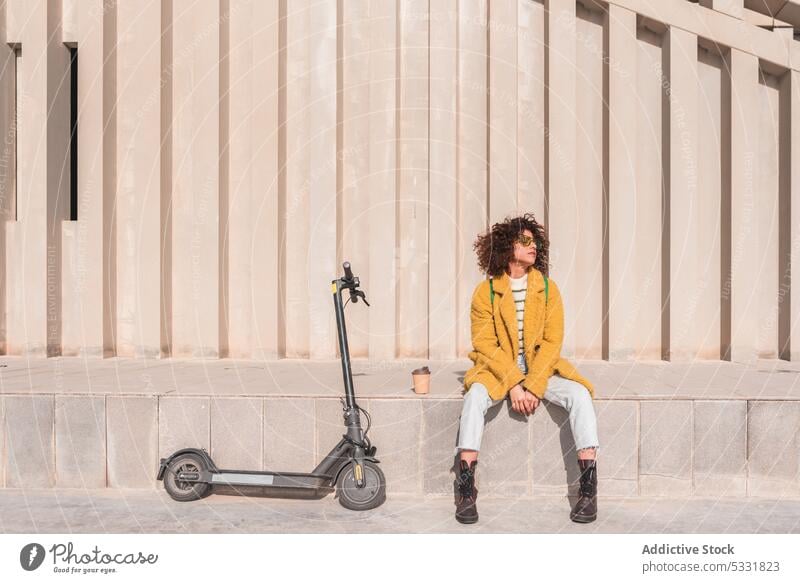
{"left": 1, "top": 489, "right": 799, "bottom": 533}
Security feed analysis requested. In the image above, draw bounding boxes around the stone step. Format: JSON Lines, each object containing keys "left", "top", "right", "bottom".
{"left": 1, "top": 357, "right": 799, "bottom": 497}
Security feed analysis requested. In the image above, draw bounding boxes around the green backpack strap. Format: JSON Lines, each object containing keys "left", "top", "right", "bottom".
{"left": 544, "top": 275, "right": 548, "bottom": 305}
{"left": 489, "top": 274, "right": 548, "bottom": 307}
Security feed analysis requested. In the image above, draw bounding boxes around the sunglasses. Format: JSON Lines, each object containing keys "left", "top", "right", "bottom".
{"left": 517, "top": 234, "right": 537, "bottom": 248}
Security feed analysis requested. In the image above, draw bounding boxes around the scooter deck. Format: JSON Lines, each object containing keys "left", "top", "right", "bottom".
{"left": 196, "top": 469, "right": 333, "bottom": 489}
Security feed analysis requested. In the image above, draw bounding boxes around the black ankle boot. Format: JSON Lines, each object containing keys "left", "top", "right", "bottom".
{"left": 570, "top": 459, "right": 597, "bottom": 523}
{"left": 455, "top": 460, "right": 479, "bottom": 524}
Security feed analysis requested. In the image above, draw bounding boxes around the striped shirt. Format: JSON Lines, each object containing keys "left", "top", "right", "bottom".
{"left": 509, "top": 271, "right": 527, "bottom": 356}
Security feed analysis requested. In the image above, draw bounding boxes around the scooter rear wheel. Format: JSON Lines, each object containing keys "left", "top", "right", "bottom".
{"left": 163, "top": 453, "right": 212, "bottom": 502}
{"left": 336, "top": 460, "right": 386, "bottom": 511}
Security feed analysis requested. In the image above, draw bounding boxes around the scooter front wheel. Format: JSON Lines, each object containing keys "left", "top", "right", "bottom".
{"left": 163, "top": 453, "right": 212, "bottom": 502}
{"left": 336, "top": 460, "right": 386, "bottom": 511}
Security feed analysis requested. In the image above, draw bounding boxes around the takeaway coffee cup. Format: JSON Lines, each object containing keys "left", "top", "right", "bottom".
{"left": 412, "top": 366, "right": 431, "bottom": 394}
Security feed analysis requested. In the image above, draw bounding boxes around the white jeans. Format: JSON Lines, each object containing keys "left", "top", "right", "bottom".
{"left": 455, "top": 353, "right": 600, "bottom": 454}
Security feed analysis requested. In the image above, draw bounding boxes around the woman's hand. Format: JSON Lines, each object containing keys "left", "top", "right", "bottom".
{"left": 509, "top": 385, "right": 540, "bottom": 416}
{"left": 524, "top": 391, "right": 540, "bottom": 415}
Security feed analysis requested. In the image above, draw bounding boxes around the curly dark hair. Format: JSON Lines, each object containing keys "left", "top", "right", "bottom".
{"left": 472, "top": 212, "right": 549, "bottom": 277}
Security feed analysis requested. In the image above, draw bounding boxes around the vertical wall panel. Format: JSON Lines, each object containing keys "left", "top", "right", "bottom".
{"left": 396, "top": 0, "right": 429, "bottom": 357}
{"left": 283, "top": 0, "right": 338, "bottom": 359}
{"left": 546, "top": 0, "right": 577, "bottom": 357}
{"left": 228, "top": 0, "right": 281, "bottom": 358}
{"left": 429, "top": 0, "right": 457, "bottom": 359}
{"left": 696, "top": 46, "right": 722, "bottom": 359}
{"left": 572, "top": 3, "right": 603, "bottom": 358}
{"left": 517, "top": 0, "right": 546, "bottom": 217}
{"left": 456, "top": 0, "right": 487, "bottom": 356}
{"left": 725, "top": 48, "right": 759, "bottom": 363}
{"left": 251, "top": 1, "right": 281, "bottom": 360}
{"left": 4, "top": 3, "right": 52, "bottom": 354}
{"left": 161, "top": 0, "right": 174, "bottom": 356}
{"left": 755, "top": 70, "right": 781, "bottom": 358}
{"left": 488, "top": 0, "right": 517, "bottom": 222}
{"left": 171, "top": 0, "right": 221, "bottom": 357}
{"left": 48, "top": 3, "right": 72, "bottom": 357}
{"left": 341, "top": 0, "right": 371, "bottom": 357}
{"left": 0, "top": 6, "right": 15, "bottom": 354}
{"left": 226, "top": 0, "right": 280, "bottom": 359}
{"left": 283, "top": 0, "right": 311, "bottom": 357}
{"left": 219, "top": 0, "right": 230, "bottom": 358}
{"left": 102, "top": 0, "right": 117, "bottom": 357}
{"left": 633, "top": 27, "right": 664, "bottom": 360}
{"left": 5, "top": 1, "right": 70, "bottom": 356}
{"left": 778, "top": 70, "right": 794, "bottom": 360}
{"left": 115, "top": 0, "right": 165, "bottom": 357}
{"left": 367, "top": 0, "right": 397, "bottom": 360}
{"left": 789, "top": 71, "right": 800, "bottom": 361}
{"left": 61, "top": 0, "right": 116, "bottom": 357}
{"left": 663, "top": 27, "right": 699, "bottom": 361}
{"left": 62, "top": 1, "right": 78, "bottom": 43}
{"left": 307, "top": 0, "right": 338, "bottom": 359}
{"left": 607, "top": 6, "right": 638, "bottom": 361}
{"left": 226, "top": 0, "right": 255, "bottom": 357}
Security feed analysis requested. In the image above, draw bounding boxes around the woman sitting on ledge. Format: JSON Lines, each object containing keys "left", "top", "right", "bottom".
{"left": 455, "top": 212, "right": 600, "bottom": 525}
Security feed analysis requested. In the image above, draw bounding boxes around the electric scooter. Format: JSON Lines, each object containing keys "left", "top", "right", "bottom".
{"left": 156, "top": 261, "right": 386, "bottom": 510}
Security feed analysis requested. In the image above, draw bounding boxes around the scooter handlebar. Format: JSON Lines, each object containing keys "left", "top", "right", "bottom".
{"left": 343, "top": 261, "right": 354, "bottom": 282}
{"left": 341, "top": 262, "right": 369, "bottom": 305}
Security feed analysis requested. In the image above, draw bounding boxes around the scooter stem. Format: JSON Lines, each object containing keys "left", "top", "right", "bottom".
{"left": 331, "top": 266, "right": 360, "bottom": 410}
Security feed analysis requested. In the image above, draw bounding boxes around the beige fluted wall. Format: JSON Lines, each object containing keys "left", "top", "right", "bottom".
{"left": 0, "top": 0, "right": 799, "bottom": 363}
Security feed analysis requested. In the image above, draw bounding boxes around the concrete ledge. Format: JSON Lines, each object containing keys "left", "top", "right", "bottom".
{"left": 1, "top": 358, "right": 799, "bottom": 497}
{"left": 3, "top": 357, "right": 800, "bottom": 400}
{"left": 4, "top": 396, "right": 55, "bottom": 488}
{"left": 747, "top": 401, "right": 800, "bottom": 497}
{"left": 55, "top": 396, "right": 105, "bottom": 488}
{"left": 0, "top": 393, "right": 798, "bottom": 497}
{"left": 106, "top": 397, "right": 157, "bottom": 489}
{"left": 640, "top": 401, "right": 693, "bottom": 496}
